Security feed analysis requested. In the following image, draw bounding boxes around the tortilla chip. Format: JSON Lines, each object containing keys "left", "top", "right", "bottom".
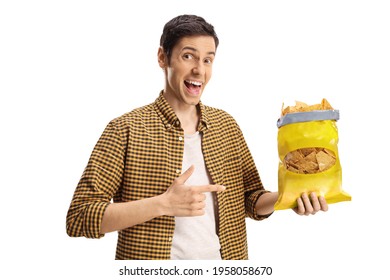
{"left": 321, "top": 98, "right": 333, "bottom": 110}
{"left": 284, "top": 147, "right": 336, "bottom": 174}
{"left": 300, "top": 148, "right": 317, "bottom": 156}
{"left": 285, "top": 150, "right": 304, "bottom": 163}
{"left": 316, "top": 150, "right": 336, "bottom": 171}
{"left": 281, "top": 99, "right": 334, "bottom": 116}
{"left": 296, "top": 157, "right": 318, "bottom": 174}
{"left": 305, "top": 151, "right": 317, "bottom": 163}
{"left": 324, "top": 148, "right": 336, "bottom": 159}
{"left": 286, "top": 164, "right": 303, "bottom": 174}
{"left": 295, "top": 101, "right": 308, "bottom": 109}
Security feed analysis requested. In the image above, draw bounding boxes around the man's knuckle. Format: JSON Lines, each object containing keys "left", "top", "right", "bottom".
{"left": 189, "top": 187, "right": 196, "bottom": 194}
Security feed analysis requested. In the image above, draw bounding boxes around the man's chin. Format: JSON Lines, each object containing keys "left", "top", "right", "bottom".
{"left": 183, "top": 93, "right": 202, "bottom": 105}
{"left": 186, "top": 96, "right": 201, "bottom": 106}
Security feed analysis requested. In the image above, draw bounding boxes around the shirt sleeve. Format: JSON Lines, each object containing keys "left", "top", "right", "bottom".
{"left": 66, "top": 120, "right": 125, "bottom": 238}
{"left": 235, "top": 123, "right": 273, "bottom": 221}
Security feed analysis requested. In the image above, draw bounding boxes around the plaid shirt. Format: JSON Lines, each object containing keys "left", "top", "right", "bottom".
{"left": 66, "top": 92, "right": 271, "bottom": 260}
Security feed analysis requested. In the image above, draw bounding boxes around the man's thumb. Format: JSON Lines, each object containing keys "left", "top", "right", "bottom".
{"left": 176, "top": 165, "right": 195, "bottom": 184}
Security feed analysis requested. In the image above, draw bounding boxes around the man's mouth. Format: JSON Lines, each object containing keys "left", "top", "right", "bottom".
{"left": 184, "top": 80, "right": 203, "bottom": 95}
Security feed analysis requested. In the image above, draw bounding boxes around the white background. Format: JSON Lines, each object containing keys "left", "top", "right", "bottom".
{"left": 1, "top": 0, "right": 389, "bottom": 279}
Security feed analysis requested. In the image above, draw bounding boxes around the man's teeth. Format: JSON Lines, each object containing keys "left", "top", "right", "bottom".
{"left": 186, "top": 80, "right": 202, "bottom": 86}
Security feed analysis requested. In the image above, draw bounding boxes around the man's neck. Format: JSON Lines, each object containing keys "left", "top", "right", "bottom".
{"left": 176, "top": 107, "right": 199, "bottom": 135}
{"left": 163, "top": 91, "right": 200, "bottom": 134}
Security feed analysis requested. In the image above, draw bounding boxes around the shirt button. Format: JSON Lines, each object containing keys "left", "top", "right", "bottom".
{"left": 176, "top": 169, "right": 181, "bottom": 174}
{"left": 178, "top": 136, "right": 183, "bottom": 141}
{"left": 168, "top": 237, "right": 172, "bottom": 242}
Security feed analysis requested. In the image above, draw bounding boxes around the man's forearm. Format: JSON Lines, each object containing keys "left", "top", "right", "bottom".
{"left": 255, "top": 192, "right": 278, "bottom": 216}
{"left": 100, "top": 195, "right": 166, "bottom": 234}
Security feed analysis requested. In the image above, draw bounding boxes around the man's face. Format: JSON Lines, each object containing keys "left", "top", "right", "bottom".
{"left": 159, "top": 35, "right": 216, "bottom": 107}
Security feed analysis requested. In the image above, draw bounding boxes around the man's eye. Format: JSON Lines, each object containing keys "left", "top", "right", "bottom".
{"left": 183, "top": 54, "right": 193, "bottom": 59}
{"left": 204, "top": 58, "right": 213, "bottom": 64}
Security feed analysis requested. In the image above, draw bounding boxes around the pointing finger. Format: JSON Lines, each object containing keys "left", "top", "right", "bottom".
{"left": 191, "top": 184, "right": 226, "bottom": 193}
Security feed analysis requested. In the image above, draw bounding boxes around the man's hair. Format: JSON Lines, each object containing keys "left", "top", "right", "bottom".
{"left": 160, "top": 15, "right": 219, "bottom": 63}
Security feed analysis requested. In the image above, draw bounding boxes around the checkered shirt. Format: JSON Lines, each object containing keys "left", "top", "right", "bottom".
{"left": 66, "top": 92, "right": 271, "bottom": 259}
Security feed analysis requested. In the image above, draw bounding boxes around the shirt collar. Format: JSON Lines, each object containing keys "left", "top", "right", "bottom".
{"left": 153, "top": 90, "right": 210, "bottom": 132}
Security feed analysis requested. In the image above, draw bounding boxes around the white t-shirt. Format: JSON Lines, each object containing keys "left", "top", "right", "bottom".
{"left": 170, "top": 132, "right": 222, "bottom": 260}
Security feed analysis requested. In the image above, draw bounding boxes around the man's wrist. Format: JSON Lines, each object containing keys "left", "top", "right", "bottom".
{"left": 255, "top": 192, "right": 278, "bottom": 215}
{"left": 153, "top": 193, "right": 171, "bottom": 217}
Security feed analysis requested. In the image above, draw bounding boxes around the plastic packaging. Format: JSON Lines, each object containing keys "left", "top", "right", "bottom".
{"left": 275, "top": 109, "right": 352, "bottom": 210}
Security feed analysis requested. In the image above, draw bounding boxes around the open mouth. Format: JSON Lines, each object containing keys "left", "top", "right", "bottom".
{"left": 184, "top": 80, "right": 203, "bottom": 95}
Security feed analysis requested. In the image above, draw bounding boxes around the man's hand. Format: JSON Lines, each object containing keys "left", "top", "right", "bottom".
{"left": 293, "top": 192, "right": 328, "bottom": 215}
{"left": 161, "top": 165, "right": 225, "bottom": 217}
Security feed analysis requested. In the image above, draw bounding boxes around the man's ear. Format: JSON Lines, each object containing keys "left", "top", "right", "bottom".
{"left": 157, "top": 47, "right": 168, "bottom": 69}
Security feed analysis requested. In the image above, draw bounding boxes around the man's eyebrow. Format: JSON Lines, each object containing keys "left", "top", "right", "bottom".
{"left": 182, "top": 46, "right": 216, "bottom": 56}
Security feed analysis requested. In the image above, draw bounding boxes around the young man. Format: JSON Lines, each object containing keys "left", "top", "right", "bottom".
{"left": 66, "top": 15, "right": 327, "bottom": 260}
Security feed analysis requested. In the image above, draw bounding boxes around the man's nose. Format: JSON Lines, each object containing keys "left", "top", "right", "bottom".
{"left": 192, "top": 61, "right": 205, "bottom": 76}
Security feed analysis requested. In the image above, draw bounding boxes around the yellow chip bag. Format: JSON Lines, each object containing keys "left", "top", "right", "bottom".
{"left": 274, "top": 99, "right": 351, "bottom": 210}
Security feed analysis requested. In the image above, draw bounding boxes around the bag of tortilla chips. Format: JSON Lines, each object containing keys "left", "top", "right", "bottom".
{"left": 274, "top": 99, "right": 351, "bottom": 210}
